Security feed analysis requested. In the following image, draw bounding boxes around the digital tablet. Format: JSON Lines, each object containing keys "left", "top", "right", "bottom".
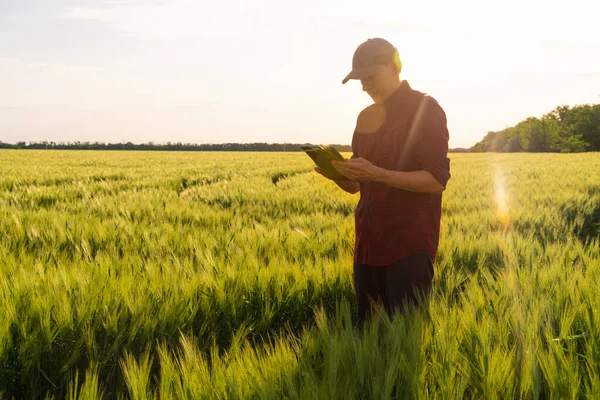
{"left": 301, "top": 145, "right": 350, "bottom": 181}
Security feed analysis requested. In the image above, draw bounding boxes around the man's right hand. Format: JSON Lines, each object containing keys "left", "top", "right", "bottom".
{"left": 314, "top": 166, "right": 360, "bottom": 194}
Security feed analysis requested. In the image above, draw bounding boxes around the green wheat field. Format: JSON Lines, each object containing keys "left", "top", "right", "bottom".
{"left": 1, "top": 150, "right": 600, "bottom": 399}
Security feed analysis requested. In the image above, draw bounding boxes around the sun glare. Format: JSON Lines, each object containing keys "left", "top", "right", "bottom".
{"left": 494, "top": 167, "right": 510, "bottom": 232}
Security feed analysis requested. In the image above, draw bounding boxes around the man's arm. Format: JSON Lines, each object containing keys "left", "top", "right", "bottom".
{"left": 314, "top": 166, "right": 360, "bottom": 194}
{"left": 333, "top": 178, "right": 360, "bottom": 194}
{"left": 372, "top": 169, "right": 443, "bottom": 194}
{"left": 330, "top": 159, "right": 441, "bottom": 194}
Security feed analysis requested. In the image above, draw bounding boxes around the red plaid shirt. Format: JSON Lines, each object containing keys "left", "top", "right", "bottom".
{"left": 351, "top": 80, "right": 451, "bottom": 266}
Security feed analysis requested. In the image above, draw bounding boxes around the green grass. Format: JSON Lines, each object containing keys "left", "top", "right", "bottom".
{"left": 0, "top": 150, "right": 599, "bottom": 399}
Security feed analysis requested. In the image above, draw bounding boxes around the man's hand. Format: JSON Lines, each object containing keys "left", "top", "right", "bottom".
{"left": 330, "top": 158, "right": 444, "bottom": 193}
{"left": 331, "top": 158, "right": 381, "bottom": 182}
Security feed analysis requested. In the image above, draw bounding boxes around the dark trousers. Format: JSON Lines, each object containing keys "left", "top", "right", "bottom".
{"left": 353, "top": 250, "right": 434, "bottom": 326}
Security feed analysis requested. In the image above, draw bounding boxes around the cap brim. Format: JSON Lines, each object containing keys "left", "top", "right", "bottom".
{"left": 341, "top": 65, "right": 379, "bottom": 84}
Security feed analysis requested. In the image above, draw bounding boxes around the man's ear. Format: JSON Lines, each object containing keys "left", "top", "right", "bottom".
{"left": 393, "top": 48, "right": 402, "bottom": 73}
{"left": 383, "top": 61, "right": 399, "bottom": 75}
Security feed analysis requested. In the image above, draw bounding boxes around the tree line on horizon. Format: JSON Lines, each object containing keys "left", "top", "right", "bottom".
{"left": 0, "top": 141, "right": 353, "bottom": 152}
{"left": 470, "top": 103, "right": 600, "bottom": 153}
{"left": 1, "top": 103, "right": 598, "bottom": 153}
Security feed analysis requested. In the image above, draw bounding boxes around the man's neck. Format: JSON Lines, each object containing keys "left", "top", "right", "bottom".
{"left": 379, "top": 80, "right": 402, "bottom": 103}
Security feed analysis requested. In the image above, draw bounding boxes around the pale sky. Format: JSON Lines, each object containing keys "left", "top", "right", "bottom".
{"left": 1, "top": 0, "right": 599, "bottom": 148}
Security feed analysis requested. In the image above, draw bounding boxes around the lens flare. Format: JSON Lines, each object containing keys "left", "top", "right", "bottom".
{"left": 494, "top": 167, "right": 509, "bottom": 231}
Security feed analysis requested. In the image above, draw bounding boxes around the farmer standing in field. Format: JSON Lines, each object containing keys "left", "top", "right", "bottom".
{"left": 316, "top": 38, "right": 451, "bottom": 326}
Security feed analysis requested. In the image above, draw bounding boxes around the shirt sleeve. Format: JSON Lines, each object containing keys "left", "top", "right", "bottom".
{"left": 350, "top": 134, "right": 359, "bottom": 159}
{"left": 350, "top": 111, "right": 362, "bottom": 159}
{"left": 416, "top": 98, "right": 451, "bottom": 189}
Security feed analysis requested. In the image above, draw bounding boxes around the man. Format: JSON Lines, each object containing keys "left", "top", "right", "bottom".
{"left": 315, "top": 38, "right": 451, "bottom": 326}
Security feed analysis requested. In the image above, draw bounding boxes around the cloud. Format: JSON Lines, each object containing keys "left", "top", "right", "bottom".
{"left": 60, "top": 1, "right": 272, "bottom": 39}
{"left": 61, "top": 2, "right": 194, "bottom": 39}
{"left": 0, "top": 57, "right": 103, "bottom": 72}
{"left": 59, "top": 0, "right": 433, "bottom": 41}
{"left": 537, "top": 39, "right": 600, "bottom": 50}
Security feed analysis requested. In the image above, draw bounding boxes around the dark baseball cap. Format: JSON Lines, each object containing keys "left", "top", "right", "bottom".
{"left": 342, "top": 38, "right": 401, "bottom": 84}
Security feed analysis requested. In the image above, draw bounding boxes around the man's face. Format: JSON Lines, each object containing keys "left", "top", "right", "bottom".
{"left": 360, "top": 63, "right": 396, "bottom": 103}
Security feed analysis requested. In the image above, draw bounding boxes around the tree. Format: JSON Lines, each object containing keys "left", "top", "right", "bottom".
{"left": 470, "top": 102, "right": 600, "bottom": 153}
